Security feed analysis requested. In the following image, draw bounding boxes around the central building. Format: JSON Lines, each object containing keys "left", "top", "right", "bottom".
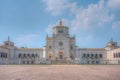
{"left": 46, "top": 21, "right": 76, "bottom": 61}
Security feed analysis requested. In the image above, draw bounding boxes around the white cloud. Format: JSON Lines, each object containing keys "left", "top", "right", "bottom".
{"left": 70, "top": 0, "right": 114, "bottom": 33}
{"left": 14, "top": 34, "right": 40, "bottom": 48}
{"left": 45, "top": 24, "right": 55, "bottom": 35}
{"left": 42, "top": 0, "right": 120, "bottom": 47}
{"left": 43, "top": 0, "right": 114, "bottom": 34}
{"left": 107, "top": 0, "right": 120, "bottom": 10}
{"left": 42, "top": 0, "right": 70, "bottom": 16}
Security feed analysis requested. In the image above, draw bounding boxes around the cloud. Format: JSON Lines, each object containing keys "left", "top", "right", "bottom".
{"left": 70, "top": 0, "right": 114, "bottom": 33}
{"left": 42, "top": 0, "right": 70, "bottom": 16}
{"left": 43, "top": 0, "right": 115, "bottom": 35}
{"left": 14, "top": 34, "right": 40, "bottom": 48}
{"left": 107, "top": 0, "right": 120, "bottom": 10}
{"left": 42, "top": 0, "right": 78, "bottom": 16}
{"left": 43, "top": 0, "right": 119, "bottom": 48}
{"left": 45, "top": 24, "right": 55, "bottom": 35}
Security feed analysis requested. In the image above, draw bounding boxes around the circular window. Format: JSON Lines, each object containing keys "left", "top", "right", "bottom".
{"left": 59, "top": 42, "right": 63, "bottom": 46}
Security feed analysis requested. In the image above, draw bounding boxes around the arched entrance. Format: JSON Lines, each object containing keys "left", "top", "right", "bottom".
{"left": 58, "top": 51, "right": 63, "bottom": 60}
{"left": 59, "top": 55, "right": 63, "bottom": 59}
{"left": 48, "top": 53, "right": 52, "bottom": 59}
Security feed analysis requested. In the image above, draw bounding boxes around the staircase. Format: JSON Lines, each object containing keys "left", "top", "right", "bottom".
{"left": 51, "top": 60, "right": 72, "bottom": 64}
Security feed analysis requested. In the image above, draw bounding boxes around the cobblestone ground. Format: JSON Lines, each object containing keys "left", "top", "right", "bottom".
{"left": 0, "top": 65, "right": 120, "bottom": 80}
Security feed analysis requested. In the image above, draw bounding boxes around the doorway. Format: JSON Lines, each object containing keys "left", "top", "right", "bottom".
{"left": 59, "top": 55, "right": 63, "bottom": 59}
{"left": 58, "top": 51, "right": 63, "bottom": 60}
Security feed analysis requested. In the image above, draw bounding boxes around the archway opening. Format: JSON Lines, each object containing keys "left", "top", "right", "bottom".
{"left": 58, "top": 51, "right": 63, "bottom": 60}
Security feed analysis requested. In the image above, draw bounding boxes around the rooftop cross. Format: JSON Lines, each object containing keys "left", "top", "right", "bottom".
{"left": 59, "top": 20, "right": 62, "bottom": 26}
{"left": 8, "top": 36, "right": 10, "bottom": 41}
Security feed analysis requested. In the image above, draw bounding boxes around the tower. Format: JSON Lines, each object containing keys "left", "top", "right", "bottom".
{"left": 105, "top": 37, "right": 118, "bottom": 50}
{"left": 53, "top": 20, "right": 69, "bottom": 37}
{"left": 3, "top": 36, "right": 14, "bottom": 47}
{"left": 46, "top": 20, "right": 76, "bottom": 61}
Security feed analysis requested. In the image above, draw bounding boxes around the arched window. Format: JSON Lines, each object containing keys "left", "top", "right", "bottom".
{"left": 2, "top": 53, "right": 5, "bottom": 58}
{"left": 2, "top": 53, "right": 7, "bottom": 58}
{"left": 5, "top": 53, "right": 7, "bottom": 58}
{"left": 59, "top": 30, "right": 63, "bottom": 33}
{"left": 18, "top": 54, "right": 21, "bottom": 58}
{"left": 99, "top": 54, "right": 102, "bottom": 58}
{"left": 87, "top": 54, "right": 89, "bottom": 58}
{"left": 27, "top": 54, "right": 30, "bottom": 57}
{"left": 82, "top": 53, "right": 85, "bottom": 58}
{"left": 23, "top": 54, "right": 26, "bottom": 58}
{"left": 32, "top": 54, "right": 34, "bottom": 58}
{"left": 91, "top": 54, "right": 94, "bottom": 58}
{"left": 95, "top": 54, "right": 98, "bottom": 58}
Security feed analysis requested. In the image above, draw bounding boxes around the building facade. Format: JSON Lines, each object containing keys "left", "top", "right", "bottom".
{"left": 0, "top": 21, "right": 120, "bottom": 64}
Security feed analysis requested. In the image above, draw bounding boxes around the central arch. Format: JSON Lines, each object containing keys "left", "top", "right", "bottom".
{"left": 48, "top": 53, "right": 52, "bottom": 59}
{"left": 58, "top": 51, "right": 63, "bottom": 60}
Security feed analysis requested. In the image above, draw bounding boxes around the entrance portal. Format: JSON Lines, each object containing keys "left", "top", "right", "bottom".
{"left": 59, "top": 55, "right": 63, "bottom": 59}
{"left": 58, "top": 51, "right": 63, "bottom": 60}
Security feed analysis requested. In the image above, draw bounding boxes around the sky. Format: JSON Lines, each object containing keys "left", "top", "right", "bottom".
{"left": 0, "top": 0, "right": 120, "bottom": 48}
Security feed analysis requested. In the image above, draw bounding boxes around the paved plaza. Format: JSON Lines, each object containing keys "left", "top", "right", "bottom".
{"left": 0, "top": 65, "right": 120, "bottom": 80}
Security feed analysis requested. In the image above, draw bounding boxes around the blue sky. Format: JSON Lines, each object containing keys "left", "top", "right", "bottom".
{"left": 0, "top": 0, "right": 120, "bottom": 48}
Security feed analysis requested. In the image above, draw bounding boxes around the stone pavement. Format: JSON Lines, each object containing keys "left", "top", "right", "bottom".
{"left": 0, "top": 65, "right": 120, "bottom": 80}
